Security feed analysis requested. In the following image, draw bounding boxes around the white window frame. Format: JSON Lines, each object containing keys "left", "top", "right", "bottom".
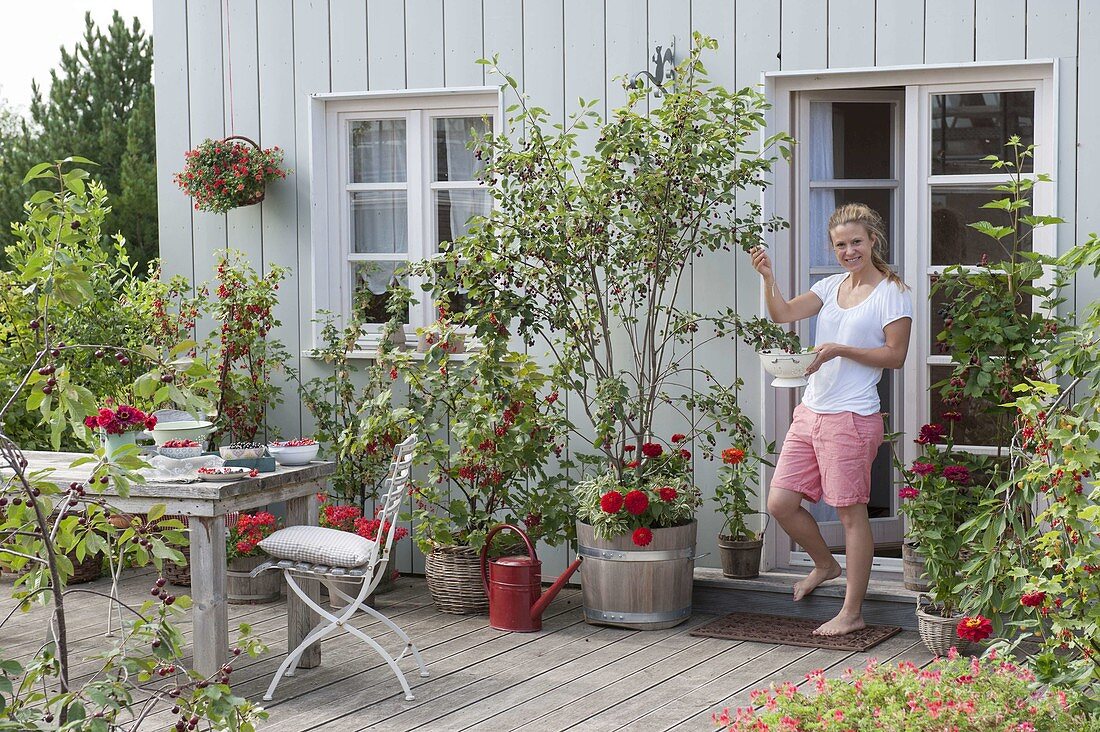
{"left": 761, "top": 60, "right": 1057, "bottom": 572}
{"left": 309, "top": 88, "right": 502, "bottom": 355}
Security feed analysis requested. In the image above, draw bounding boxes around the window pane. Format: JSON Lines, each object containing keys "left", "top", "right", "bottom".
{"left": 809, "top": 188, "right": 894, "bottom": 266}
{"left": 351, "top": 191, "right": 408, "bottom": 254}
{"left": 930, "top": 186, "right": 1030, "bottom": 266}
{"left": 810, "top": 102, "right": 893, "bottom": 180}
{"left": 931, "top": 91, "right": 1034, "bottom": 175}
{"left": 350, "top": 120, "right": 407, "bottom": 183}
{"left": 435, "top": 189, "right": 491, "bottom": 247}
{"left": 928, "top": 364, "right": 1003, "bottom": 447}
{"left": 353, "top": 262, "right": 408, "bottom": 325}
{"left": 434, "top": 117, "right": 491, "bottom": 182}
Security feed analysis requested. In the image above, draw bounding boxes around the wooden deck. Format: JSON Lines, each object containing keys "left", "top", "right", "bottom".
{"left": 0, "top": 568, "right": 934, "bottom": 731}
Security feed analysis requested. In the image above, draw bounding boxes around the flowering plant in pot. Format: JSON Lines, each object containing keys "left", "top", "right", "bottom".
{"left": 716, "top": 648, "right": 1094, "bottom": 731}
{"left": 226, "top": 511, "right": 281, "bottom": 604}
{"left": 713, "top": 440, "right": 773, "bottom": 579}
{"left": 317, "top": 493, "right": 409, "bottom": 601}
{"left": 173, "top": 136, "right": 289, "bottom": 214}
{"left": 83, "top": 403, "right": 158, "bottom": 455}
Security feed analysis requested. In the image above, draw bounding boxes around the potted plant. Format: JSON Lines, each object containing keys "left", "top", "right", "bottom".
{"left": 403, "top": 36, "right": 792, "bottom": 623}
{"left": 83, "top": 403, "right": 158, "bottom": 456}
{"left": 371, "top": 318, "right": 571, "bottom": 615}
{"left": 226, "top": 511, "right": 282, "bottom": 604}
{"left": 317, "top": 493, "right": 409, "bottom": 607}
{"left": 574, "top": 440, "right": 701, "bottom": 629}
{"left": 173, "top": 136, "right": 289, "bottom": 214}
{"left": 714, "top": 444, "right": 772, "bottom": 579}
{"left": 898, "top": 422, "right": 989, "bottom": 655}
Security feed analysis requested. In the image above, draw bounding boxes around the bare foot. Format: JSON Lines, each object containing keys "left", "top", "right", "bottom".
{"left": 792, "top": 560, "right": 842, "bottom": 601}
{"left": 813, "top": 612, "right": 866, "bottom": 636}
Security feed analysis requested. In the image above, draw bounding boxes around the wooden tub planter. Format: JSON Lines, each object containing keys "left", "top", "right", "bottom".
{"left": 576, "top": 520, "right": 697, "bottom": 630}
{"left": 227, "top": 555, "right": 282, "bottom": 604}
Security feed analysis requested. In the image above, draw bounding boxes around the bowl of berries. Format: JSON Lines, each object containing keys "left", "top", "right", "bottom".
{"left": 219, "top": 441, "right": 267, "bottom": 460}
{"left": 158, "top": 439, "right": 203, "bottom": 459}
{"left": 267, "top": 437, "right": 319, "bottom": 466}
{"left": 196, "top": 466, "right": 257, "bottom": 482}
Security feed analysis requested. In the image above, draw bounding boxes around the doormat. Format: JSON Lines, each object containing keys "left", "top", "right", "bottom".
{"left": 690, "top": 612, "right": 903, "bottom": 652}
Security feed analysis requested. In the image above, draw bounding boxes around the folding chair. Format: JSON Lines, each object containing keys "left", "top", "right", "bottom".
{"left": 251, "top": 434, "right": 428, "bottom": 701}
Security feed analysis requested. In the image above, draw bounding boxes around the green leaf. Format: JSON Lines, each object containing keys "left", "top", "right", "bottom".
{"left": 22, "top": 162, "right": 53, "bottom": 184}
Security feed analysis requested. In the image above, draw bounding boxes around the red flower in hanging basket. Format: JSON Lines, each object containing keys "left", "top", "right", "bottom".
{"left": 956, "top": 615, "right": 993, "bottom": 643}
{"left": 632, "top": 527, "right": 653, "bottom": 547}
{"left": 624, "top": 489, "right": 649, "bottom": 515}
{"left": 174, "top": 137, "right": 290, "bottom": 214}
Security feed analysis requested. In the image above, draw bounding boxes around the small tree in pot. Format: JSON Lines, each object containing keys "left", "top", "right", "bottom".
{"left": 713, "top": 438, "right": 773, "bottom": 579}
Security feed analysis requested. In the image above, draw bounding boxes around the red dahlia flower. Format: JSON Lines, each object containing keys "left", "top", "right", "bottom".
{"left": 956, "top": 615, "right": 993, "bottom": 643}
{"left": 641, "top": 442, "right": 663, "bottom": 458}
{"left": 600, "top": 491, "right": 625, "bottom": 514}
{"left": 624, "top": 489, "right": 649, "bottom": 515}
{"left": 1021, "top": 591, "right": 1046, "bottom": 608}
{"left": 632, "top": 527, "right": 653, "bottom": 547}
{"left": 659, "top": 486, "right": 678, "bottom": 502}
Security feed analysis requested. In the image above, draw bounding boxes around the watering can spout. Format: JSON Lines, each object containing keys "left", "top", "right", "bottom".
{"left": 530, "top": 556, "right": 582, "bottom": 621}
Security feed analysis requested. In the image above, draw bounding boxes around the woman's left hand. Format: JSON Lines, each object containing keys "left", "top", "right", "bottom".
{"left": 805, "top": 343, "right": 846, "bottom": 375}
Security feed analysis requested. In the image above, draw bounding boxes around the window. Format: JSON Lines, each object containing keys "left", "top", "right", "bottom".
{"left": 310, "top": 90, "right": 499, "bottom": 352}
{"left": 765, "top": 62, "right": 1055, "bottom": 571}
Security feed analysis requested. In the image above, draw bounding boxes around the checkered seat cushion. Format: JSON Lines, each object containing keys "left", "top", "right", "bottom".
{"left": 258, "top": 525, "right": 375, "bottom": 568}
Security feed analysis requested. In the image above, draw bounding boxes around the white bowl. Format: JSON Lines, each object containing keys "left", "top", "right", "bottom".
{"left": 158, "top": 445, "right": 204, "bottom": 459}
{"left": 267, "top": 443, "right": 319, "bottom": 466}
{"left": 758, "top": 349, "right": 817, "bottom": 388}
{"left": 150, "top": 420, "right": 216, "bottom": 446}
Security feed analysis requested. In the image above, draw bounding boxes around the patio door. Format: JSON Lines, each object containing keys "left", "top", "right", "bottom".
{"left": 790, "top": 89, "right": 906, "bottom": 563}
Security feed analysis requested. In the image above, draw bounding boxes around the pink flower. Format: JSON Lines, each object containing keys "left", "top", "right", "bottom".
{"left": 910, "top": 461, "right": 936, "bottom": 476}
{"left": 898, "top": 486, "right": 920, "bottom": 500}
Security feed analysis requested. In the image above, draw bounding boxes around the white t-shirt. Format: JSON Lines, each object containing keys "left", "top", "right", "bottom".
{"left": 802, "top": 273, "right": 913, "bottom": 416}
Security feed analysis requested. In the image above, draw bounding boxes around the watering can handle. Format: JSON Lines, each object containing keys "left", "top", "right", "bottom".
{"left": 479, "top": 523, "right": 538, "bottom": 596}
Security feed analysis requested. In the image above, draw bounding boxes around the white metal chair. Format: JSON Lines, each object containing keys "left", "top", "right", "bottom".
{"left": 251, "top": 434, "right": 427, "bottom": 701}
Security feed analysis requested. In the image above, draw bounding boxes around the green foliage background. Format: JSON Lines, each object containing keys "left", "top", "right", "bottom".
{"left": 0, "top": 11, "right": 156, "bottom": 271}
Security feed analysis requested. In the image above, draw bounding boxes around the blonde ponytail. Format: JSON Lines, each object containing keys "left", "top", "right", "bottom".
{"left": 827, "top": 203, "right": 908, "bottom": 291}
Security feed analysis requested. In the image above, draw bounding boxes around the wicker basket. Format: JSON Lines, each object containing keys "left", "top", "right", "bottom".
{"left": 164, "top": 541, "right": 191, "bottom": 587}
{"left": 916, "top": 593, "right": 972, "bottom": 656}
{"left": 424, "top": 544, "right": 488, "bottom": 615}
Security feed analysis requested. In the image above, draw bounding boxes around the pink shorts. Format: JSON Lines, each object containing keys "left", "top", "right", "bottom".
{"left": 771, "top": 403, "right": 884, "bottom": 507}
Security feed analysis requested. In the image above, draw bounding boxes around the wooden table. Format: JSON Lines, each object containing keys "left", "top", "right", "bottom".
{"left": 14, "top": 451, "right": 335, "bottom": 676}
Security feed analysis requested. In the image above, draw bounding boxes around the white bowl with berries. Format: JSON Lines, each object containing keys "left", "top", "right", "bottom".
{"left": 196, "top": 466, "right": 256, "bottom": 482}
{"left": 158, "top": 439, "right": 203, "bottom": 459}
{"left": 219, "top": 441, "right": 267, "bottom": 460}
{"left": 267, "top": 438, "right": 319, "bottom": 466}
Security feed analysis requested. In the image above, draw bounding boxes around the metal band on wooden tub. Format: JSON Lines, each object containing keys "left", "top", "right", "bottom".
{"left": 577, "top": 545, "right": 695, "bottom": 562}
{"left": 583, "top": 607, "right": 693, "bottom": 624}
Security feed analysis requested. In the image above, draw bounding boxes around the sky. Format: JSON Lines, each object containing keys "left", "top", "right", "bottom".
{"left": 0, "top": 0, "right": 154, "bottom": 112}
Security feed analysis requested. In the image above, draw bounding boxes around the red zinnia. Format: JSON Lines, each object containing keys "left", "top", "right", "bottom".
{"left": 671, "top": 433, "right": 687, "bottom": 443}
{"left": 1021, "top": 591, "right": 1046, "bottom": 608}
{"left": 623, "top": 444, "right": 636, "bottom": 453}
{"left": 910, "top": 461, "right": 936, "bottom": 477}
{"left": 632, "top": 527, "right": 653, "bottom": 547}
{"left": 898, "top": 486, "right": 919, "bottom": 500}
{"left": 624, "top": 489, "right": 649, "bottom": 515}
{"left": 943, "top": 410, "right": 963, "bottom": 423}
{"left": 624, "top": 459, "right": 640, "bottom": 469}
{"left": 600, "top": 491, "right": 624, "bottom": 514}
{"left": 916, "top": 423, "right": 946, "bottom": 445}
{"left": 679, "top": 448, "right": 691, "bottom": 459}
{"left": 956, "top": 615, "right": 993, "bottom": 643}
{"left": 641, "top": 442, "right": 663, "bottom": 458}
{"left": 659, "top": 486, "right": 678, "bottom": 502}
{"left": 942, "top": 465, "right": 971, "bottom": 485}
{"left": 722, "top": 447, "right": 746, "bottom": 465}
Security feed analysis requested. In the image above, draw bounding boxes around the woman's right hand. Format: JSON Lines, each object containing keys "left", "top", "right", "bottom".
{"left": 750, "top": 246, "right": 774, "bottom": 285}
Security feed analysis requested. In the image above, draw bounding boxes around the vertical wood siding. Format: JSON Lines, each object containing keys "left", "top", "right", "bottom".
{"left": 154, "top": 0, "right": 1090, "bottom": 573}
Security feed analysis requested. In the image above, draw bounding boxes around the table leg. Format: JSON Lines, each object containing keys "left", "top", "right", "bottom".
{"left": 190, "top": 515, "right": 228, "bottom": 677}
{"left": 286, "top": 488, "right": 321, "bottom": 669}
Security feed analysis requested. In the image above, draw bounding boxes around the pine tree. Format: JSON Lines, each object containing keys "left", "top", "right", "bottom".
{"left": 0, "top": 11, "right": 156, "bottom": 270}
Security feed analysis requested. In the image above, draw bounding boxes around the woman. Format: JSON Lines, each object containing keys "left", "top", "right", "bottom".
{"left": 750, "top": 202, "right": 913, "bottom": 637}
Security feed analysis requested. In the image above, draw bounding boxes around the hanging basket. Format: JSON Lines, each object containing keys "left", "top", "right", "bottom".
{"left": 174, "top": 135, "right": 287, "bottom": 214}
{"left": 424, "top": 544, "right": 488, "bottom": 615}
{"left": 916, "top": 592, "right": 972, "bottom": 656}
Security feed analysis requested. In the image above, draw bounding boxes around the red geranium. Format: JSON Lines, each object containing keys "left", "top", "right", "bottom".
{"left": 632, "top": 527, "right": 653, "bottom": 547}
{"left": 228, "top": 511, "right": 279, "bottom": 559}
{"left": 600, "top": 491, "right": 625, "bottom": 514}
{"left": 659, "top": 486, "right": 678, "bottom": 502}
{"left": 956, "top": 615, "right": 993, "bottom": 643}
{"left": 641, "top": 442, "right": 663, "bottom": 458}
{"left": 624, "top": 489, "right": 649, "bottom": 515}
{"left": 1021, "top": 591, "right": 1046, "bottom": 608}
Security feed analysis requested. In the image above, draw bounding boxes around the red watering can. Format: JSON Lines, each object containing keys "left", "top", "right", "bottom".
{"left": 480, "top": 523, "right": 583, "bottom": 632}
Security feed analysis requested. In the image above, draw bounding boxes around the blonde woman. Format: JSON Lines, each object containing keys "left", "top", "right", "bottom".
{"left": 750, "top": 203, "right": 913, "bottom": 636}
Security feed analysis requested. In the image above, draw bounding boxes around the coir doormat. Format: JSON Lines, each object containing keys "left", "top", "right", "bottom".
{"left": 690, "top": 612, "right": 903, "bottom": 652}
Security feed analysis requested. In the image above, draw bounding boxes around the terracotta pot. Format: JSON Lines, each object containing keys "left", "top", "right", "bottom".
{"left": 717, "top": 534, "right": 763, "bottom": 579}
